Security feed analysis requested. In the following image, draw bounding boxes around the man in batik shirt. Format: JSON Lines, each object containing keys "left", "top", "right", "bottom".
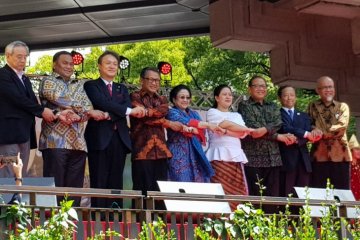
{"left": 130, "top": 67, "right": 182, "bottom": 208}
{"left": 39, "top": 51, "right": 106, "bottom": 206}
{"left": 238, "top": 75, "right": 296, "bottom": 199}
{"left": 308, "top": 76, "right": 351, "bottom": 189}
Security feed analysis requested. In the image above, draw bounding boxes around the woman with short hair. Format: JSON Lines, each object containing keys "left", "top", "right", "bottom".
{"left": 166, "top": 84, "right": 218, "bottom": 182}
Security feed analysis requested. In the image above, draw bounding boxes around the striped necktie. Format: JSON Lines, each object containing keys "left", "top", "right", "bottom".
{"left": 288, "top": 109, "right": 294, "bottom": 120}
{"left": 107, "top": 83, "right": 112, "bottom": 96}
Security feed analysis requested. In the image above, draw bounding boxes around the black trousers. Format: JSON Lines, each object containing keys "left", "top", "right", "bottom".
{"left": 245, "top": 166, "right": 280, "bottom": 197}
{"left": 245, "top": 166, "right": 280, "bottom": 213}
{"left": 311, "top": 161, "right": 350, "bottom": 189}
{"left": 42, "top": 148, "right": 86, "bottom": 207}
{"left": 132, "top": 158, "right": 168, "bottom": 209}
{"left": 280, "top": 161, "right": 311, "bottom": 197}
{"left": 88, "top": 132, "right": 127, "bottom": 209}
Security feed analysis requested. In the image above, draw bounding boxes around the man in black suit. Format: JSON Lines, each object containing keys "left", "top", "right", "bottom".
{"left": 84, "top": 50, "right": 145, "bottom": 208}
{"left": 0, "top": 41, "right": 55, "bottom": 178}
{"left": 277, "top": 86, "right": 318, "bottom": 196}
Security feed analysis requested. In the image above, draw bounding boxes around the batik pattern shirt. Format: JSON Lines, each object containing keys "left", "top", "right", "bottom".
{"left": 238, "top": 97, "right": 282, "bottom": 167}
{"left": 308, "top": 99, "right": 351, "bottom": 162}
{"left": 39, "top": 73, "right": 93, "bottom": 151}
{"left": 130, "top": 89, "right": 172, "bottom": 160}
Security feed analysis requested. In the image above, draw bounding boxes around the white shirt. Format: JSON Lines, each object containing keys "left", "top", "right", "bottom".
{"left": 205, "top": 108, "right": 248, "bottom": 163}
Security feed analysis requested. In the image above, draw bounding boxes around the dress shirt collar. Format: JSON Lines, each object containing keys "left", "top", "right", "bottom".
{"left": 101, "top": 78, "right": 113, "bottom": 86}
{"left": 139, "top": 88, "right": 160, "bottom": 98}
{"left": 248, "top": 96, "right": 271, "bottom": 105}
{"left": 8, "top": 64, "right": 24, "bottom": 80}
{"left": 316, "top": 98, "right": 336, "bottom": 107}
{"left": 282, "top": 107, "right": 294, "bottom": 112}
{"left": 52, "top": 72, "right": 76, "bottom": 84}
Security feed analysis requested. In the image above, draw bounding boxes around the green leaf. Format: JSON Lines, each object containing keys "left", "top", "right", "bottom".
{"left": 67, "top": 208, "right": 78, "bottom": 221}
{"left": 214, "top": 219, "right": 224, "bottom": 236}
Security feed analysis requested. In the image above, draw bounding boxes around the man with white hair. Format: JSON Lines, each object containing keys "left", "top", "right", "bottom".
{"left": 0, "top": 41, "right": 55, "bottom": 178}
{"left": 308, "top": 76, "right": 352, "bottom": 189}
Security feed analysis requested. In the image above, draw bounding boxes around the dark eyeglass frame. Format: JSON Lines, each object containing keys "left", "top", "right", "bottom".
{"left": 318, "top": 85, "right": 334, "bottom": 90}
{"left": 250, "top": 84, "right": 267, "bottom": 89}
{"left": 177, "top": 96, "right": 192, "bottom": 100}
{"left": 143, "top": 77, "right": 161, "bottom": 84}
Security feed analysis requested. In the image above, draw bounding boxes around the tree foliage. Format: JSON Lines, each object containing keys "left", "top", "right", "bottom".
{"left": 182, "top": 36, "right": 270, "bottom": 94}
{"left": 79, "top": 40, "right": 191, "bottom": 86}
{"left": 0, "top": 55, "right": 5, "bottom": 67}
{"left": 27, "top": 55, "right": 53, "bottom": 75}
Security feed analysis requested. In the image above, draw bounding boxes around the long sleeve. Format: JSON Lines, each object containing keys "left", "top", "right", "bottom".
{"left": 84, "top": 80, "right": 130, "bottom": 120}
{"left": 327, "top": 102, "right": 350, "bottom": 138}
{"left": 131, "top": 91, "right": 169, "bottom": 126}
{"left": 39, "top": 77, "right": 77, "bottom": 110}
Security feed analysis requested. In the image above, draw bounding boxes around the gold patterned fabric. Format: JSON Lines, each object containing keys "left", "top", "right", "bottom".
{"left": 39, "top": 74, "right": 93, "bottom": 151}
{"left": 349, "top": 134, "right": 360, "bottom": 149}
{"left": 308, "top": 99, "right": 351, "bottom": 162}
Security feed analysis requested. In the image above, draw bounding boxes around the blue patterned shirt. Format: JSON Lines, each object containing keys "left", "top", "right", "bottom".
{"left": 38, "top": 73, "right": 93, "bottom": 151}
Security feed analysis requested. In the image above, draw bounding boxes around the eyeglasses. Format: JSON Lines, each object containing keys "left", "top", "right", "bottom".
{"left": 144, "top": 77, "right": 161, "bottom": 84}
{"left": 250, "top": 84, "right": 267, "bottom": 89}
{"left": 178, "top": 96, "right": 191, "bottom": 100}
{"left": 318, "top": 86, "right": 334, "bottom": 90}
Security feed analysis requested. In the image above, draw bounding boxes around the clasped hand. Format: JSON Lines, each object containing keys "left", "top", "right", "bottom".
{"left": 278, "top": 133, "right": 297, "bottom": 146}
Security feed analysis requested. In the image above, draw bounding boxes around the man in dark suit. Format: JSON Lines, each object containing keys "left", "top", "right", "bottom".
{"left": 277, "top": 85, "right": 318, "bottom": 196}
{"left": 0, "top": 41, "right": 55, "bottom": 178}
{"left": 84, "top": 50, "right": 145, "bottom": 208}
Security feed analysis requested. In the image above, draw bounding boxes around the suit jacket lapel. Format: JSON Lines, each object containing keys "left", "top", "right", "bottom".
{"left": 281, "top": 108, "right": 295, "bottom": 126}
{"left": 97, "top": 78, "right": 112, "bottom": 99}
{"left": 22, "top": 75, "right": 34, "bottom": 98}
{"left": 281, "top": 108, "right": 290, "bottom": 120}
{"left": 293, "top": 109, "right": 300, "bottom": 125}
{"left": 5, "top": 65, "right": 30, "bottom": 96}
{"left": 113, "top": 82, "right": 123, "bottom": 95}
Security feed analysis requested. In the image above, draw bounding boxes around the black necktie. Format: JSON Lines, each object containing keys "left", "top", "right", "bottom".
{"left": 21, "top": 75, "right": 30, "bottom": 98}
{"left": 21, "top": 75, "right": 27, "bottom": 88}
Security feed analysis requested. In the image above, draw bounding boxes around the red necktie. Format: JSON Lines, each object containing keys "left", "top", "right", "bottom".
{"left": 107, "top": 83, "right": 112, "bottom": 96}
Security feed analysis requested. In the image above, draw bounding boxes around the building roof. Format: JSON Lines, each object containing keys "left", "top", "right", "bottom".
{"left": 0, "top": 0, "right": 209, "bottom": 52}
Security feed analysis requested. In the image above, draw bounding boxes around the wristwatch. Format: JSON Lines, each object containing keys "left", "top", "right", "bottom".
{"left": 15, "top": 177, "right": 23, "bottom": 183}
{"left": 53, "top": 110, "right": 61, "bottom": 117}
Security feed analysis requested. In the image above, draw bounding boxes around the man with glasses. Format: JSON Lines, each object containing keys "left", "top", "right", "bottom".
{"left": 308, "top": 76, "right": 351, "bottom": 189}
{"left": 130, "top": 67, "right": 183, "bottom": 208}
{"left": 0, "top": 41, "right": 55, "bottom": 178}
{"left": 238, "top": 76, "right": 296, "bottom": 201}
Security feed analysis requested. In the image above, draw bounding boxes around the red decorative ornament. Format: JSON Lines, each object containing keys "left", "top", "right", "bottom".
{"left": 158, "top": 62, "right": 172, "bottom": 75}
{"left": 71, "top": 51, "right": 84, "bottom": 65}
